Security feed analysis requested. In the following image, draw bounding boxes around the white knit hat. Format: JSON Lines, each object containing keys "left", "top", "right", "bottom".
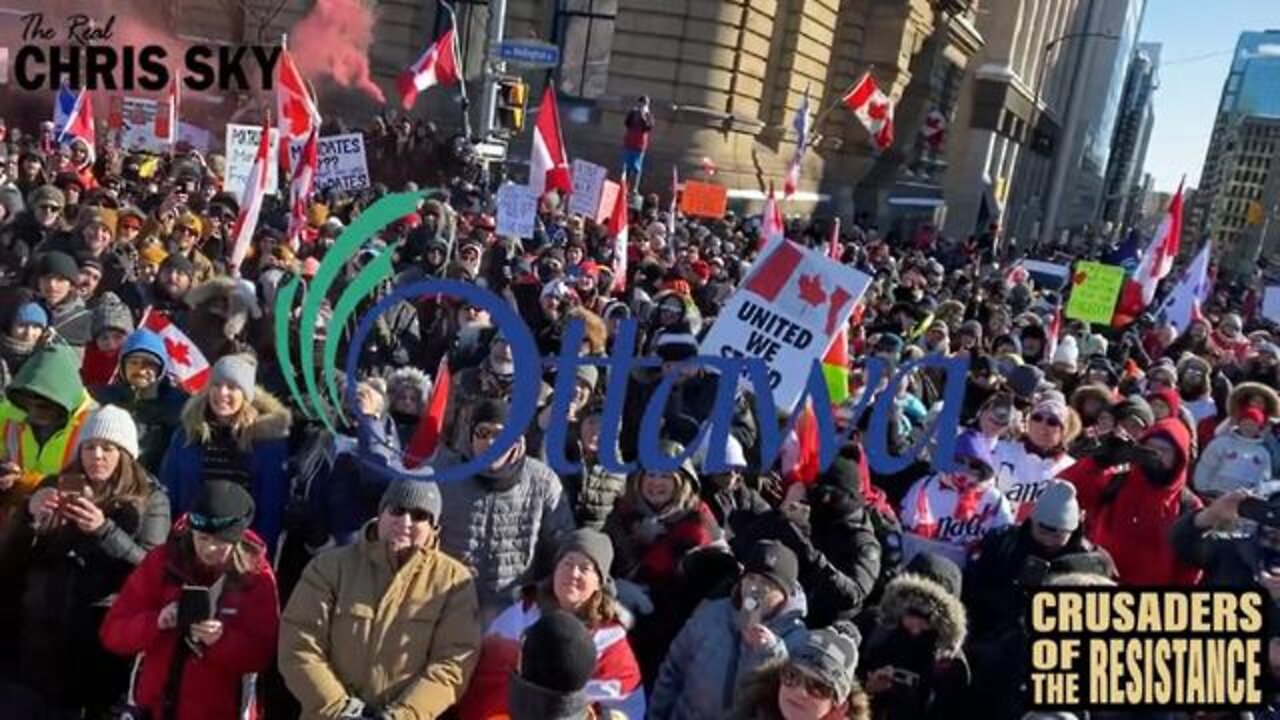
{"left": 78, "top": 405, "right": 140, "bottom": 460}
{"left": 1052, "top": 335, "right": 1079, "bottom": 371}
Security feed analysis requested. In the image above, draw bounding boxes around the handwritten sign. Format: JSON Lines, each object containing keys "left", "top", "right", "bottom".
{"left": 288, "top": 133, "right": 370, "bottom": 192}
{"left": 596, "top": 180, "right": 621, "bottom": 225}
{"left": 568, "top": 159, "right": 607, "bottom": 218}
{"left": 1064, "top": 261, "right": 1125, "bottom": 325}
{"left": 496, "top": 184, "right": 537, "bottom": 239}
{"left": 224, "top": 123, "right": 279, "bottom": 198}
{"left": 681, "top": 180, "right": 728, "bottom": 218}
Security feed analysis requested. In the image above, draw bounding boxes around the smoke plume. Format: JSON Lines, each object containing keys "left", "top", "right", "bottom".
{"left": 288, "top": 0, "right": 386, "bottom": 105}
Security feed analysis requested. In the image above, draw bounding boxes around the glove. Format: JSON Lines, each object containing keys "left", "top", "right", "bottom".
{"left": 615, "top": 578, "right": 654, "bottom": 617}
{"left": 338, "top": 697, "right": 367, "bottom": 719}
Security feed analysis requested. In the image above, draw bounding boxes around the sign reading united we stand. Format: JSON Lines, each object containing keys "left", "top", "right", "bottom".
{"left": 700, "top": 239, "right": 872, "bottom": 412}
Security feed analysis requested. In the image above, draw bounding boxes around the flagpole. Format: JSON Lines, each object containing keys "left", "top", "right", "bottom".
{"left": 439, "top": 1, "right": 472, "bottom": 139}
{"left": 804, "top": 68, "right": 877, "bottom": 152}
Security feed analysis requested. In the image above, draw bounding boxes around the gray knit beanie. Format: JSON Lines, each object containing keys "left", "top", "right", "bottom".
{"left": 555, "top": 528, "right": 616, "bottom": 595}
{"left": 92, "top": 293, "right": 135, "bottom": 338}
{"left": 379, "top": 480, "right": 442, "bottom": 523}
{"left": 78, "top": 405, "right": 140, "bottom": 460}
{"left": 209, "top": 354, "right": 257, "bottom": 402}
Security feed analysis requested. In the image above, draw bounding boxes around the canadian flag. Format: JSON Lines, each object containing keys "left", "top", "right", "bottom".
{"left": 841, "top": 73, "right": 894, "bottom": 150}
{"left": 154, "top": 74, "right": 179, "bottom": 143}
{"left": 1044, "top": 305, "right": 1062, "bottom": 363}
{"left": 781, "top": 402, "right": 820, "bottom": 486}
{"left": 229, "top": 119, "right": 271, "bottom": 270}
{"left": 746, "top": 238, "right": 857, "bottom": 338}
{"left": 530, "top": 85, "right": 572, "bottom": 198}
{"left": 1157, "top": 241, "right": 1212, "bottom": 333}
{"left": 784, "top": 86, "right": 811, "bottom": 199}
{"left": 403, "top": 356, "right": 450, "bottom": 468}
{"left": 287, "top": 128, "right": 319, "bottom": 250}
{"left": 276, "top": 47, "right": 320, "bottom": 173}
{"left": 609, "top": 176, "right": 629, "bottom": 292}
{"left": 1133, "top": 180, "right": 1185, "bottom": 305}
{"left": 142, "top": 309, "right": 210, "bottom": 393}
{"left": 758, "top": 184, "right": 785, "bottom": 252}
{"left": 397, "top": 26, "right": 459, "bottom": 111}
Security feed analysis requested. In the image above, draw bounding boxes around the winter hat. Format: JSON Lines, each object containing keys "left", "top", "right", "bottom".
{"left": 1113, "top": 395, "right": 1155, "bottom": 429}
{"left": 819, "top": 448, "right": 863, "bottom": 498}
{"left": 92, "top": 293, "right": 135, "bottom": 338}
{"left": 120, "top": 329, "right": 168, "bottom": 375}
{"left": 189, "top": 480, "right": 255, "bottom": 542}
{"left": 574, "top": 364, "right": 598, "bottom": 391}
{"left": 13, "top": 302, "right": 48, "bottom": 329}
{"left": 874, "top": 333, "right": 905, "bottom": 356}
{"left": 904, "top": 551, "right": 963, "bottom": 598}
{"left": 1051, "top": 336, "right": 1079, "bottom": 372}
{"left": 654, "top": 331, "right": 699, "bottom": 363}
{"left": 1007, "top": 365, "right": 1047, "bottom": 401}
{"left": 471, "top": 399, "right": 510, "bottom": 429}
{"left": 379, "top": 480, "right": 442, "bottom": 523}
{"left": 791, "top": 628, "right": 861, "bottom": 705}
{"left": 1031, "top": 481, "right": 1080, "bottom": 532}
{"left": 555, "top": 529, "right": 616, "bottom": 595}
{"left": 1080, "top": 334, "right": 1109, "bottom": 360}
{"left": 519, "top": 610, "right": 598, "bottom": 693}
{"left": 138, "top": 243, "right": 169, "bottom": 267}
{"left": 1031, "top": 397, "right": 1070, "bottom": 426}
{"left": 160, "top": 253, "right": 195, "bottom": 277}
{"left": 36, "top": 251, "right": 79, "bottom": 282}
{"left": 78, "top": 405, "right": 141, "bottom": 460}
{"left": 208, "top": 354, "right": 257, "bottom": 402}
{"left": 27, "top": 185, "right": 65, "bottom": 210}
{"left": 953, "top": 430, "right": 995, "bottom": 480}
{"left": 742, "top": 539, "right": 800, "bottom": 596}
{"left": 1240, "top": 406, "right": 1267, "bottom": 428}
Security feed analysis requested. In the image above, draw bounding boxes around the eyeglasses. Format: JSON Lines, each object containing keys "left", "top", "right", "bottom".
{"left": 1030, "top": 413, "right": 1063, "bottom": 429}
{"left": 36, "top": 204, "right": 60, "bottom": 212}
{"left": 387, "top": 506, "right": 433, "bottom": 523}
{"left": 780, "top": 666, "right": 836, "bottom": 701}
{"left": 473, "top": 424, "right": 502, "bottom": 440}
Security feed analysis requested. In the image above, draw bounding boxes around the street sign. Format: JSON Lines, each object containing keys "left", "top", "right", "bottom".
{"left": 475, "top": 141, "right": 509, "bottom": 161}
{"left": 491, "top": 40, "right": 561, "bottom": 68}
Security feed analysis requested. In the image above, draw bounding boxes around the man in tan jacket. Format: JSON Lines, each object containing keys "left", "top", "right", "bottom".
{"left": 279, "top": 480, "right": 481, "bottom": 719}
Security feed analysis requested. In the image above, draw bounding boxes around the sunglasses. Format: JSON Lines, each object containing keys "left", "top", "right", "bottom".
{"left": 36, "top": 204, "right": 60, "bottom": 212}
{"left": 1030, "top": 413, "right": 1063, "bottom": 429}
{"left": 780, "top": 666, "right": 836, "bottom": 701}
{"left": 473, "top": 424, "right": 502, "bottom": 440}
{"left": 387, "top": 506, "right": 433, "bottom": 523}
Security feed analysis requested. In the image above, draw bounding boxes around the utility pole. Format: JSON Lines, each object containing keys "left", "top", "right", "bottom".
{"left": 476, "top": 0, "right": 508, "bottom": 140}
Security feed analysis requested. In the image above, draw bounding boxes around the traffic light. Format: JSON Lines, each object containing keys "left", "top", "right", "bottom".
{"left": 496, "top": 78, "right": 528, "bottom": 133}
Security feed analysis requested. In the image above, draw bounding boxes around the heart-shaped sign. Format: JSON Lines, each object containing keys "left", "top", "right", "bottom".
{"left": 1073, "top": 271, "right": 1088, "bottom": 285}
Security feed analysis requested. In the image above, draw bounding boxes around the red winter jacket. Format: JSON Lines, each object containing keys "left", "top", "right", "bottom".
{"left": 1058, "top": 415, "right": 1202, "bottom": 587}
{"left": 100, "top": 528, "right": 280, "bottom": 720}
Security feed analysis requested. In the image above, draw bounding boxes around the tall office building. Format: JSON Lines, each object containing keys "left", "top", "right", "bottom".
{"left": 1100, "top": 42, "right": 1159, "bottom": 229}
{"left": 1192, "top": 30, "right": 1280, "bottom": 277}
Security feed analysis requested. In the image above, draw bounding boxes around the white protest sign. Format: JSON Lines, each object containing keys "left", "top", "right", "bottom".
{"left": 287, "top": 133, "right": 371, "bottom": 193}
{"left": 496, "top": 184, "right": 537, "bottom": 239}
{"left": 119, "top": 97, "right": 162, "bottom": 153}
{"left": 699, "top": 239, "right": 872, "bottom": 412}
{"left": 223, "top": 123, "right": 280, "bottom": 198}
{"left": 1264, "top": 287, "right": 1280, "bottom": 324}
{"left": 568, "top": 159, "right": 607, "bottom": 218}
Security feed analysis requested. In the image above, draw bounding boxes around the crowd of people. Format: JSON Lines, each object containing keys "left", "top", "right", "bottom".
{"left": 0, "top": 108, "right": 1277, "bottom": 720}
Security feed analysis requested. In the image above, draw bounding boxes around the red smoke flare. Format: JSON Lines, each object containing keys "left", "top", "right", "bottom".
{"left": 288, "top": 0, "right": 386, "bottom": 105}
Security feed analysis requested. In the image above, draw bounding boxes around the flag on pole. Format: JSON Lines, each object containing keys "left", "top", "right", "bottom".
{"left": 822, "top": 330, "right": 851, "bottom": 404}
{"left": 141, "top": 309, "right": 210, "bottom": 393}
{"left": 841, "top": 73, "right": 894, "bottom": 150}
{"left": 828, "top": 217, "right": 842, "bottom": 260}
{"left": 1116, "top": 180, "right": 1185, "bottom": 321}
{"left": 287, "top": 127, "right": 319, "bottom": 250}
{"left": 276, "top": 47, "right": 320, "bottom": 173}
{"left": 1044, "top": 306, "right": 1062, "bottom": 364}
{"left": 782, "top": 402, "right": 820, "bottom": 486}
{"left": 530, "top": 85, "right": 572, "bottom": 198}
{"left": 784, "top": 86, "right": 811, "bottom": 199}
{"left": 667, "top": 165, "right": 679, "bottom": 237}
{"left": 1157, "top": 242, "right": 1212, "bottom": 333}
{"left": 758, "top": 183, "right": 785, "bottom": 252}
{"left": 228, "top": 118, "right": 271, "bottom": 270}
{"left": 404, "top": 357, "right": 451, "bottom": 468}
{"left": 154, "top": 73, "right": 179, "bottom": 143}
{"left": 397, "top": 26, "right": 459, "bottom": 111}
{"left": 609, "top": 177, "right": 629, "bottom": 293}
{"left": 54, "top": 84, "right": 96, "bottom": 162}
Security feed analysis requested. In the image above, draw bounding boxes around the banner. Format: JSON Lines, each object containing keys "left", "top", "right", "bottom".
{"left": 496, "top": 184, "right": 538, "bottom": 239}
{"left": 699, "top": 239, "right": 872, "bottom": 412}
{"left": 1264, "top": 287, "right": 1280, "bottom": 324}
{"left": 1064, "top": 261, "right": 1126, "bottom": 325}
{"left": 681, "top": 180, "right": 728, "bottom": 218}
{"left": 224, "top": 123, "right": 280, "bottom": 198}
{"left": 568, "top": 159, "right": 607, "bottom": 218}
{"left": 288, "top": 133, "right": 370, "bottom": 192}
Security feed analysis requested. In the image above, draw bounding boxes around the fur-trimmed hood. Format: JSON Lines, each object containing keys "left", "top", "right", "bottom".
{"left": 1228, "top": 381, "right": 1280, "bottom": 420}
{"left": 180, "top": 388, "right": 292, "bottom": 451}
{"left": 877, "top": 572, "right": 967, "bottom": 656}
{"left": 184, "top": 276, "right": 262, "bottom": 340}
{"left": 385, "top": 366, "right": 432, "bottom": 406}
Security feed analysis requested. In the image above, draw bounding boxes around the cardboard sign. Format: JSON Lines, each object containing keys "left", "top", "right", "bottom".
{"left": 1064, "top": 261, "right": 1126, "bottom": 325}
{"left": 224, "top": 123, "right": 280, "bottom": 198}
{"left": 699, "top": 239, "right": 872, "bottom": 412}
{"left": 681, "top": 180, "right": 728, "bottom": 218}
{"left": 1263, "top": 287, "right": 1280, "bottom": 324}
{"left": 118, "top": 97, "right": 163, "bottom": 153}
{"left": 288, "top": 133, "right": 370, "bottom": 193}
{"left": 496, "top": 184, "right": 538, "bottom": 239}
{"left": 596, "top": 180, "right": 621, "bottom": 225}
{"left": 568, "top": 159, "right": 608, "bottom": 218}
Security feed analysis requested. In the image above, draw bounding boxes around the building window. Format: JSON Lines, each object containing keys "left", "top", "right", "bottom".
{"left": 553, "top": 0, "right": 618, "bottom": 99}
{"left": 437, "top": 0, "right": 492, "bottom": 82}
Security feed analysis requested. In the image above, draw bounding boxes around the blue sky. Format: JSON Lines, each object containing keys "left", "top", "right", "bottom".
{"left": 1140, "top": 1, "right": 1279, "bottom": 192}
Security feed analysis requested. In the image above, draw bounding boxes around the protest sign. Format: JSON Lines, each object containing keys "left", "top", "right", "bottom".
{"left": 700, "top": 239, "right": 872, "bottom": 412}
{"left": 496, "top": 184, "right": 538, "bottom": 238}
{"left": 1019, "top": 259, "right": 1071, "bottom": 290}
{"left": 681, "top": 180, "right": 728, "bottom": 218}
{"left": 119, "top": 97, "right": 162, "bottom": 153}
{"left": 1264, "top": 287, "right": 1280, "bottom": 324}
{"left": 1064, "top": 261, "right": 1125, "bottom": 325}
{"left": 596, "top": 180, "right": 621, "bottom": 225}
{"left": 568, "top": 159, "right": 607, "bottom": 218}
{"left": 224, "top": 123, "right": 280, "bottom": 198}
{"left": 177, "top": 122, "right": 212, "bottom": 152}
{"left": 288, "top": 133, "right": 370, "bottom": 192}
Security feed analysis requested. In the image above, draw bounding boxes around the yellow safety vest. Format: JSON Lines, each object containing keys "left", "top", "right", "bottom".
{"left": 0, "top": 398, "right": 94, "bottom": 506}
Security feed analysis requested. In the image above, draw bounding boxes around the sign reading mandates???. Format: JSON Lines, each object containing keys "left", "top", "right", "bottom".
{"left": 288, "top": 133, "right": 371, "bottom": 192}
{"left": 700, "top": 239, "right": 872, "bottom": 412}
{"left": 224, "top": 123, "right": 280, "bottom": 198}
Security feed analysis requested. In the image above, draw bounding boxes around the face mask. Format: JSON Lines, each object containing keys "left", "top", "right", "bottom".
{"left": 1132, "top": 446, "right": 1176, "bottom": 486}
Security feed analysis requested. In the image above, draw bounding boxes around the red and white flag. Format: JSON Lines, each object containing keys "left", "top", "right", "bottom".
{"left": 397, "top": 26, "right": 459, "bottom": 111}
{"left": 403, "top": 356, "right": 451, "bottom": 468}
{"left": 667, "top": 165, "right": 679, "bottom": 237}
{"left": 229, "top": 119, "right": 271, "bottom": 270}
{"left": 154, "top": 74, "right": 179, "bottom": 143}
{"left": 1132, "top": 180, "right": 1185, "bottom": 305}
{"left": 842, "top": 73, "right": 894, "bottom": 150}
{"left": 1044, "top": 306, "right": 1062, "bottom": 364}
{"left": 276, "top": 47, "right": 320, "bottom": 173}
{"left": 609, "top": 177, "right": 629, "bottom": 293}
{"left": 286, "top": 127, "right": 319, "bottom": 250}
{"left": 828, "top": 217, "right": 842, "bottom": 260}
{"left": 758, "top": 184, "right": 785, "bottom": 252}
{"left": 141, "top": 309, "right": 210, "bottom": 393}
{"left": 782, "top": 402, "right": 820, "bottom": 486}
{"left": 784, "top": 86, "right": 811, "bottom": 198}
{"left": 530, "top": 85, "right": 572, "bottom": 199}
